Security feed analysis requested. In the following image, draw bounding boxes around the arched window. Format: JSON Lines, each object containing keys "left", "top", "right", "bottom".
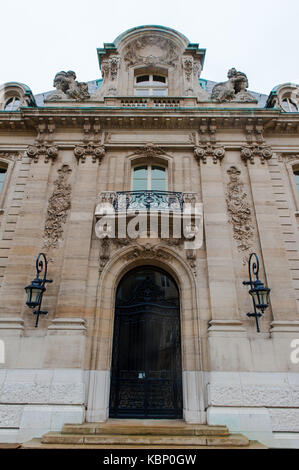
{"left": 132, "top": 165, "right": 166, "bottom": 191}
{"left": 4, "top": 97, "right": 21, "bottom": 111}
{"left": 282, "top": 98, "right": 298, "bottom": 112}
{"left": 135, "top": 74, "right": 168, "bottom": 96}
{"left": 0, "top": 165, "right": 7, "bottom": 193}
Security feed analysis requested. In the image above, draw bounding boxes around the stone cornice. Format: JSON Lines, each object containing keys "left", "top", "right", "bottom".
{"left": 0, "top": 108, "right": 298, "bottom": 134}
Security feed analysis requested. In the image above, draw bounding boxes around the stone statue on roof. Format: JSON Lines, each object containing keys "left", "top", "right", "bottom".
{"left": 211, "top": 68, "right": 257, "bottom": 103}
{"left": 46, "top": 71, "right": 90, "bottom": 101}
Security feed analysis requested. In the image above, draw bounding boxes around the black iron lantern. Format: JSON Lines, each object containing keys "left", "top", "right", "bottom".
{"left": 243, "top": 253, "right": 271, "bottom": 333}
{"left": 25, "top": 253, "right": 52, "bottom": 327}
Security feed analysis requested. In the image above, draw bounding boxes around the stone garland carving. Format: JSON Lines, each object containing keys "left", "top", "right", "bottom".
{"left": 241, "top": 144, "right": 273, "bottom": 165}
{"left": 211, "top": 68, "right": 256, "bottom": 103}
{"left": 194, "top": 145, "right": 225, "bottom": 164}
{"left": 46, "top": 71, "right": 90, "bottom": 102}
{"left": 44, "top": 165, "right": 72, "bottom": 248}
{"left": 124, "top": 36, "right": 179, "bottom": 67}
{"left": 226, "top": 166, "right": 254, "bottom": 258}
{"left": 74, "top": 144, "right": 105, "bottom": 164}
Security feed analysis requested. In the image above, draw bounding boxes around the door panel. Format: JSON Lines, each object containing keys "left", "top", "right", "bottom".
{"left": 109, "top": 267, "right": 183, "bottom": 419}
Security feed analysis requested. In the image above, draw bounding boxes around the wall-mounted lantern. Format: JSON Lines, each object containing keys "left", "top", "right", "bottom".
{"left": 24, "top": 253, "right": 53, "bottom": 327}
{"left": 243, "top": 252, "right": 271, "bottom": 333}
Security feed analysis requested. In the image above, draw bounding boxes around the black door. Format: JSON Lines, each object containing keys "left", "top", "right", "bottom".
{"left": 109, "top": 266, "right": 183, "bottom": 419}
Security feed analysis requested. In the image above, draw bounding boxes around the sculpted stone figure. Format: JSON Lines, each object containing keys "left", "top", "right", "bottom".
{"left": 46, "top": 71, "right": 90, "bottom": 101}
{"left": 211, "top": 68, "right": 256, "bottom": 103}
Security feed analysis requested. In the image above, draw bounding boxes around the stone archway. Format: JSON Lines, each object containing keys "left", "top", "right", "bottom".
{"left": 86, "top": 245, "right": 205, "bottom": 423}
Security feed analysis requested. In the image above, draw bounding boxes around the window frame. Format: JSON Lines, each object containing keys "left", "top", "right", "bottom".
{"left": 131, "top": 164, "right": 168, "bottom": 191}
{"left": 134, "top": 73, "right": 168, "bottom": 97}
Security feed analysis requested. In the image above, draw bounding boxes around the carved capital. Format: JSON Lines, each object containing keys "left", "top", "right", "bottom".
{"left": 74, "top": 144, "right": 105, "bottom": 164}
{"left": 26, "top": 144, "right": 58, "bottom": 164}
{"left": 194, "top": 145, "right": 225, "bottom": 164}
{"left": 241, "top": 144, "right": 273, "bottom": 165}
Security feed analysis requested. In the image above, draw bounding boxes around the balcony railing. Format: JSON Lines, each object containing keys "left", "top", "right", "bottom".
{"left": 113, "top": 191, "right": 184, "bottom": 212}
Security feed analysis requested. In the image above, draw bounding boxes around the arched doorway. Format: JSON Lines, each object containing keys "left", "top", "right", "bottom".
{"left": 109, "top": 266, "right": 183, "bottom": 419}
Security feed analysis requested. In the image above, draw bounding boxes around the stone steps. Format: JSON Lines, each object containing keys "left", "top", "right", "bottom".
{"left": 41, "top": 431, "right": 250, "bottom": 447}
{"left": 22, "top": 420, "right": 255, "bottom": 448}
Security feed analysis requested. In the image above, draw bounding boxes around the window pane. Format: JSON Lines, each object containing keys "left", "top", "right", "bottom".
{"left": 152, "top": 88, "right": 168, "bottom": 96}
{"left": 133, "top": 166, "right": 148, "bottom": 190}
{"left": 135, "top": 88, "right": 150, "bottom": 96}
{"left": 294, "top": 171, "right": 299, "bottom": 192}
{"left": 0, "top": 168, "right": 6, "bottom": 193}
{"left": 136, "top": 75, "right": 150, "bottom": 83}
{"left": 153, "top": 75, "right": 166, "bottom": 83}
{"left": 151, "top": 166, "right": 166, "bottom": 191}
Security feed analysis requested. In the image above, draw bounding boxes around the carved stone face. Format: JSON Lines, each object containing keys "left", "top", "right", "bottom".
{"left": 53, "top": 73, "right": 68, "bottom": 93}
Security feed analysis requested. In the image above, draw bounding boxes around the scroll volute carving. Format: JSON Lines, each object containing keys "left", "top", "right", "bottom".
{"left": 226, "top": 166, "right": 254, "bottom": 260}
{"left": 44, "top": 165, "right": 72, "bottom": 248}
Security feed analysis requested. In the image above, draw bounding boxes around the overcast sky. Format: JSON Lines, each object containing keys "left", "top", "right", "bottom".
{"left": 0, "top": 0, "right": 298, "bottom": 96}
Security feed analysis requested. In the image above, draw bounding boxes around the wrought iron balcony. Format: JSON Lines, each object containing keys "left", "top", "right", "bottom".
{"left": 113, "top": 191, "right": 184, "bottom": 213}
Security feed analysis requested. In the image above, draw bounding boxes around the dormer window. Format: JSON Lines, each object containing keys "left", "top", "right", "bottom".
{"left": 4, "top": 97, "right": 21, "bottom": 111}
{"left": 281, "top": 98, "right": 298, "bottom": 112}
{"left": 135, "top": 74, "right": 168, "bottom": 96}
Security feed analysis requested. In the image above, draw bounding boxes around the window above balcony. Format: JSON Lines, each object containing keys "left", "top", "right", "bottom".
{"left": 134, "top": 74, "right": 168, "bottom": 97}
{"left": 132, "top": 165, "right": 167, "bottom": 191}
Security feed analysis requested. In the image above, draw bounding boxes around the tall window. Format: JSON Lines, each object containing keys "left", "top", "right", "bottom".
{"left": 294, "top": 169, "right": 299, "bottom": 193}
{"left": 135, "top": 74, "right": 168, "bottom": 96}
{"left": 132, "top": 165, "right": 166, "bottom": 191}
{"left": 0, "top": 166, "right": 7, "bottom": 193}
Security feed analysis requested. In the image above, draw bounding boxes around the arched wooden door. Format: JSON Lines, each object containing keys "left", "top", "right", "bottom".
{"left": 109, "top": 266, "right": 183, "bottom": 419}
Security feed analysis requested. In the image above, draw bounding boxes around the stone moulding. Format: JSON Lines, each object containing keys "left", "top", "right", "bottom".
{"left": 43, "top": 164, "right": 72, "bottom": 248}
{"left": 226, "top": 166, "right": 254, "bottom": 258}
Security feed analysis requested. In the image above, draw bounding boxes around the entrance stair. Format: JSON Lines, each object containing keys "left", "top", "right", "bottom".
{"left": 22, "top": 419, "right": 266, "bottom": 449}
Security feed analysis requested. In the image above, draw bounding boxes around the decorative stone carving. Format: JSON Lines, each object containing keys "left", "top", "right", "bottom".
{"left": 44, "top": 165, "right": 72, "bottom": 248}
{"left": 26, "top": 144, "right": 58, "bottom": 164}
{"left": 194, "top": 145, "right": 225, "bottom": 164}
{"left": 124, "top": 36, "right": 179, "bottom": 67}
{"left": 241, "top": 144, "right": 273, "bottom": 164}
{"left": 226, "top": 166, "right": 254, "bottom": 257}
{"left": 182, "top": 57, "right": 193, "bottom": 82}
{"left": 0, "top": 151, "right": 21, "bottom": 161}
{"left": 134, "top": 143, "right": 166, "bottom": 158}
{"left": 211, "top": 68, "right": 257, "bottom": 103}
{"left": 46, "top": 71, "right": 90, "bottom": 102}
{"left": 74, "top": 144, "right": 105, "bottom": 164}
{"left": 125, "top": 243, "right": 171, "bottom": 262}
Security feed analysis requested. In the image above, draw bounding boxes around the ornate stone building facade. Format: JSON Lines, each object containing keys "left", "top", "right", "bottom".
{"left": 0, "top": 25, "right": 299, "bottom": 447}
